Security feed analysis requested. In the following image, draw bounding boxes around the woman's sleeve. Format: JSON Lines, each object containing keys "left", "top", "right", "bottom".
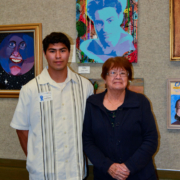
{"left": 82, "top": 102, "right": 114, "bottom": 174}
{"left": 124, "top": 96, "right": 158, "bottom": 174}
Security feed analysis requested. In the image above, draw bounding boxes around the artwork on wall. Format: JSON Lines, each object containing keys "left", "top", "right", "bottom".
{"left": 89, "top": 78, "right": 143, "bottom": 94}
{"left": 167, "top": 79, "right": 180, "bottom": 129}
{"left": 170, "top": 0, "right": 180, "bottom": 61}
{"left": 0, "top": 23, "right": 42, "bottom": 98}
{"left": 76, "top": 0, "right": 138, "bottom": 63}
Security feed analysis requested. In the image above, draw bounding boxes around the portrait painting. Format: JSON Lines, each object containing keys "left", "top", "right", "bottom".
{"left": 76, "top": 0, "right": 138, "bottom": 63}
{"left": 167, "top": 79, "right": 180, "bottom": 129}
{"left": 89, "top": 78, "right": 143, "bottom": 94}
{"left": 170, "top": 0, "right": 180, "bottom": 61}
{"left": 0, "top": 23, "right": 42, "bottom": 98}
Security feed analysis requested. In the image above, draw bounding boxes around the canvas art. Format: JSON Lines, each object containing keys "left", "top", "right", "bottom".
{"left": 170, "top": 0, "right": 180, "bottom": 61}
{"left": 167, "top": 79, "right": 180, "bottom": 129}
{"left": 0, "top": 32, "right": 35, "bottom": 90}
{"left": 89, "top": 78, "right": 143, "bottom": 94}
{"left": 76, "top": 0, "right": 138, "bottom": 63}
{"left": 0, "top": 23, "right": 42, "bottom": 98}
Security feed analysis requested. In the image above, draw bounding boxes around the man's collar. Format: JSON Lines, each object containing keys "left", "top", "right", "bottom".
{"left": 68, "top": 67, "right": 79, "bottom": 83}
{"left": 37, "top": 66, "right": 78, "bottom": 86}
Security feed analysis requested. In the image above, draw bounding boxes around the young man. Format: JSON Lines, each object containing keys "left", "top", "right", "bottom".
{"left": 10, "top": 32, "right": 94, "bottom": 180}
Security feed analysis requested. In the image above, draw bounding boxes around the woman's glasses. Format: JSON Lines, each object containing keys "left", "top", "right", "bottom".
{"left": 107, "top": 70, "right": 129, "bottom": 77}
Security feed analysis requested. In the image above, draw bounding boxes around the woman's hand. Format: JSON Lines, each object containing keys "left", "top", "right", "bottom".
{"left": 108, "top": 163, "right": 130, "bottom": 180}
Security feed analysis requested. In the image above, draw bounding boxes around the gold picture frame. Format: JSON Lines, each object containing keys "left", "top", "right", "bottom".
{"left": 167, "top": 78, "right": 180, "bottom": 129}
{"left": 170, "top": 0, "right": 180, "bottom": 61}
{"left": 0, "top": 23, "right": 43, "bottom": 98}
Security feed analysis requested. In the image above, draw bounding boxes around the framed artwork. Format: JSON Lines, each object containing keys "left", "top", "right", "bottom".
{"left": 76, "top": 0, "right": 138, "bottom": 63}
{"left": 89, "top": 78, "right": 143, "bottom": 94}
{"left": 167, "top": 79, "right": 180, "bottom": 129}
{"left": 170, "top": 0, "right": 180, "bottom": 61}
{"left": 0, "top": 23, "right": 43, "bottom": 98}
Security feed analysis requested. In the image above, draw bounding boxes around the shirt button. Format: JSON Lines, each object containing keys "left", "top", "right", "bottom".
{"left": 65, "top": 145, "right": 67, "bottom": 148}
{"left": 62, "top": 103, "right": 64, "bottom": 106}
{"left": 64, "top": 132, "right": 66, "bottom": 134}
{"left": 63, "top": 117, "right": 65, "bottom": 120}
{"left": 66, "top": 160, "right": 68, "bottom": 163}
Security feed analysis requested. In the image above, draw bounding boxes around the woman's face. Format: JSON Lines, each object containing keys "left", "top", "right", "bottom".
{"left": 105, "top": 67, "right": 128, "bottom": 91}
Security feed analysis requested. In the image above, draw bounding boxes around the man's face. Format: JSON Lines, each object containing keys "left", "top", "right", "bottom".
{"left": 94, "top": 7, "right": 122, "bottom": 45}
{"left": 44, "top": 43, "right": 70, "bottom": 73}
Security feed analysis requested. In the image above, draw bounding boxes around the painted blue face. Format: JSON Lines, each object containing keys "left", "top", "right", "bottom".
{"left": 0, "top": 33, "right": 34, "bottom": 76}
{"left": 94, "top": 7, "right": 122, "bottom": 45}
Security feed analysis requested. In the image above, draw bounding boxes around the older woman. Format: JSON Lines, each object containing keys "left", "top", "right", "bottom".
{"left": 83, "top": 57, "right": 158, "bottom": 180}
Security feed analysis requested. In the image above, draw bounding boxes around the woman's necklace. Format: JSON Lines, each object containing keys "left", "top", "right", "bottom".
{"left": 106, "top": 93, "right": 122, "bottom": 106}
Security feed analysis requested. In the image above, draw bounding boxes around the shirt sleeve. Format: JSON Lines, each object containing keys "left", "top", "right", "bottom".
{"left": 10, "top": 85, "right": 30, "bottom": 130}
{"left": 88, "top": 81, "right": 94, "bottom": 97}
{"left": 124, "top": 96, "right": 158, "bottom": 174}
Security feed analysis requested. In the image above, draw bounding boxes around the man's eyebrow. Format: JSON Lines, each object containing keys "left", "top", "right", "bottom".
{"left": 48, "top": 48, "right": 56, "bottom": 51}
{"left": 48, "top": 47, "right": 67, "bottom": 51}
{"left": 59, "top": 47, "right": 67, "bottom": 50}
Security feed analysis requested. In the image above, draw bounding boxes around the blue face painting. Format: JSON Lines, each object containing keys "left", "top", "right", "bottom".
{"left": 80, "top": 1, "right": 135, "bottom": 63}
{"left": 94, "top": 7, "right": 123, "bottom": 48}
{"left": 0, "top": 33, "right": 34, "bottom": 76}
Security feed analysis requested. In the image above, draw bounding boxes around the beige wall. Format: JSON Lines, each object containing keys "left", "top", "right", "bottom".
{"left": 0, "top": 0, "right": 180, "bottom": 170}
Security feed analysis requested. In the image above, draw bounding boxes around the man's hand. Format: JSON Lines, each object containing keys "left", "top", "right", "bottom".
{"left": 16, "top": 130, "right": 29, "bottom": 156}
{"left": 108, "top": 163, "right": 130, "bottom": 180}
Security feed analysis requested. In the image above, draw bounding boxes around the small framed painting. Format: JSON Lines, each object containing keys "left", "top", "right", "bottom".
{"left": 0, "top": 23, "right": 43, "bottom": 98}
{"left": 167, "top": 78, "right": 180, "bottom": 129}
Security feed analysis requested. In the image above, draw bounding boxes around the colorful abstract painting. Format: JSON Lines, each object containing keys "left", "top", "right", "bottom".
{"left": 76, "top": 0, "right": 138, "bottom": 63}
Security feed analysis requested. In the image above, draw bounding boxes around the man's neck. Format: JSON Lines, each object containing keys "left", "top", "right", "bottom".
{"left": 48, "top": 67, "right": 68, "bottom": 83}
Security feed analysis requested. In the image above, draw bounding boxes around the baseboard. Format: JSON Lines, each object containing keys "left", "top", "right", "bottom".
{"left": 157, "top": 169, "right": 180, "bottom": 179}
{"left": 0, "top": 158, "right": 28, "bottom": 180}
{"left": 0, "top": 158, "right": 180, "bottom": 180}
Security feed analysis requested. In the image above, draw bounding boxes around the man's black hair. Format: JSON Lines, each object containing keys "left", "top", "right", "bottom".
{"left": 43, "top": 32, "right": 70, "bottom": 54}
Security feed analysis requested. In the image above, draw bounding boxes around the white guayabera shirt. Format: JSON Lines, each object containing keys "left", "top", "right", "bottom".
{"left": 10, "top": 67, "right": 93, "bottom": 180}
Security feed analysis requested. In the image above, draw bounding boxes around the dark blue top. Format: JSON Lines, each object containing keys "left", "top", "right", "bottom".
{"left": 83, "top": 89, "right": 158, "bottom": 180}
{"left": 105, "top": 107, "right": 117, "bottom": 128}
